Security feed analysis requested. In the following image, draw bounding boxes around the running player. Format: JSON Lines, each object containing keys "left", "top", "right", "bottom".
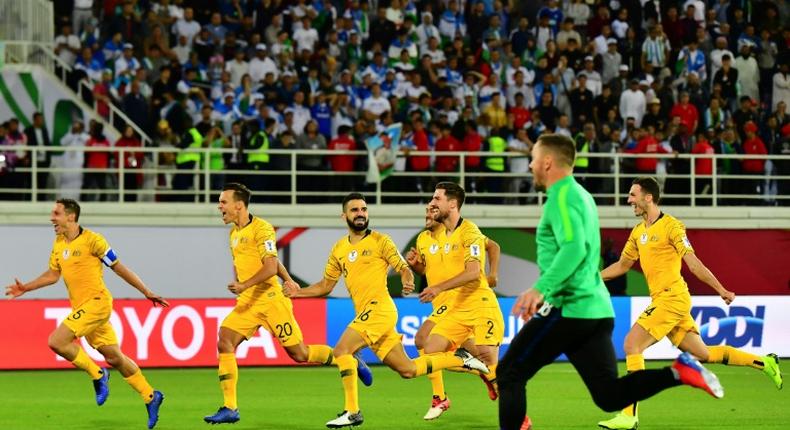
{"left": 285, "top": 192, "right": 489, "bottom": 428}
{"left": 418, "top": 182, "right": 506, "bottom": 410}
{"left": 204, "top": 183, "right": 372, "bottom": 425}
{"left": 405, "top": 205, "right": 502, "bottom": 419}
{"left": 4, "top": 199, "right": 167, "bottom": 429}
{"left": 498, "top": 134, "right": 725, "bottom": 430}
{"left": 597, "top": 177, "right": 783, "bottom": 430}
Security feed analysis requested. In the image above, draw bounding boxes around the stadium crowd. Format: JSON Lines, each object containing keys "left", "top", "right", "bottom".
{"left": 1, "top": 0, "right": 790, "bottom": 204}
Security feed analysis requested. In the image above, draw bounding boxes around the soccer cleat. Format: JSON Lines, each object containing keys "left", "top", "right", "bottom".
{"left": 423, "top": 395, "right": 451, "bottom": 420}
{"left": 203, "top": 406, "right": 240, "bottom": 424}
{"left": 672, "top": 352, "right": 724, "bottom": 398}
{"left": 455, "top": 348, "right": 489, "bottom": 374}
{"left": 145, "top": 390, "right": 164, "bottom": 429}
{"left": 520, "top": 415, "right": 534, "bottom": 430}
{"left": 762, "top": 353, "right": 783, "bottom": 390}
{"left": 597, "top": 412, "right": 639, "bottom": 430}
{"left": 354, "top": 352, "right": 373, "bottom": 387}
{"left": 479, "top": 373, "right": 498, "bottom": 400}
{"left": 93, "top": 368, "right": 110, "bottom": 406}
{"left": 326, "top": 410, "right": 364, "bottom": 428}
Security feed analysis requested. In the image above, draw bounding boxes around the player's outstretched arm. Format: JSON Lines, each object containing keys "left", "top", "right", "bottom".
{"left": 601, "top": 256, "right": 636, "bottom": 281}
{"left": 111, "top": 262, "right": 170, "bottom": 307}
{"left": 228, "top": 255, "right": 278, "bottom": 295}
{"left": 418, "top": 260, "right": 481, "bottom": 303}
{"left": 4, "top": 269, "right": 60, "bottom": 299}
{"left": 683, "top": 253, "right": 735, "bottom": 304}
{"left": 485, "top": 238, "right": 501, "bottom": 288}
{"left": 277, "top": 260, "right": 300, "bottom": 292}
{"left": 287, "top": 277, "right": 338, "bottom": 298}
{"left": 405, "top": 246, "right": 425, "bottom": 275}
{"left": 400, "top": 267, "right": 415, "bottom": 296}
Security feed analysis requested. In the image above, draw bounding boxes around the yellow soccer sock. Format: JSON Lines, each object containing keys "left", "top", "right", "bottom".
{"left": 707, "top": 345, "right": 764, "bottom": 369}
{"left": 485, "top": 363, "right": 498, "bottom": 386}
{"left": 419, "top": 349, "right": 446, "bottom": 398}
{"left": 307, "top": 344, "right": 335, "bottom": 366}
{"left": 70, "top": 347, "right": 103, "bottom": 380}
{"left": 414, "top": 352, "right": 463, "bottom": 377}
{"left": 336, "top": 354, "right": 359, "bottom": 413}
{"left": 124, "top": 370, "right": 155, "bottom": 403}
{"left": 621, "top": 354, "right": 645, "bottom": 417}
{"left": 218, "top": 352, "right": 238, "bottom": 409}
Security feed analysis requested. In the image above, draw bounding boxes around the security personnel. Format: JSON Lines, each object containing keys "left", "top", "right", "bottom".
{"left": 173, "top": 121, "right": 203, "bottom": 201}
{"left": 245, "top": 118, "right": 274, "bottom": 194}
{"left": 484, "top": 129, "right": 507, "bottom": 202}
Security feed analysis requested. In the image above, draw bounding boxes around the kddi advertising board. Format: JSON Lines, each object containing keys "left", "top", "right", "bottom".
{"left": 633, "top": 296, "right": 788, "bottom": 359}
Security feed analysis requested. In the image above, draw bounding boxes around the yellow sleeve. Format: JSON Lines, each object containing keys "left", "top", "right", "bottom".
{"left": 323, "top": 244, "right": 342, "bottom": 281}
{"left": 462, "top": 226, "right": 486, "bottom": 263}
{"left": 89, "top": 232, "right": 119, "bottom": 267}
{"left": 668, "top": 219, "right": 694, "bottom": 257}
{"left": 256, "top": 223, "right": 278, "bottom": 259}
{"left": 380, "top": 235, "right": 408, "bottom": 272}
{"left": 621, "top": 227, "right": 640, "bottom": 261}
{"left": 48, "top": 248, "right": 60, "bottom": 272}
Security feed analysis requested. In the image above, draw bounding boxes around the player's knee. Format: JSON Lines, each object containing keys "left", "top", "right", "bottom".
{"left": 217, "top": 337, "right": 235, "bottom": 354}
{"left": 397, "top": 366, "right": 417, "bottom": 379}
{"left": 47, "top": 336, "right": 66, "bottom": 355}
{"left": 104, "top": 352, "right": 125, "bottom": 368}
{"left": 287, "top": 348, "right": 309, "bottom": 363}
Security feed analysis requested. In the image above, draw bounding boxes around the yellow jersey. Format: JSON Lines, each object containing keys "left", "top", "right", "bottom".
{"left": 230, "top": 216, "right": 282, "bottom": 305}
{"left": 48, "top": 227, "right": 116, "bottom": 307}
{"left": 436, "top": 218, "right": 497, "bottom": 311}
{"left": 324, "top": 229, "right": 408, "bottom": 314}
{"left": 622, "top": 213, "right": 694, "bottom": 298}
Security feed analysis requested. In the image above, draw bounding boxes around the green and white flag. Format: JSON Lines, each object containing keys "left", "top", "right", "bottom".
{"left": 365, "top": 122, "right": 402, "bottom": 183}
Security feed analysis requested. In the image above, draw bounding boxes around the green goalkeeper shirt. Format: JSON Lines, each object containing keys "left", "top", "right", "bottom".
{"left": 534, "top": 175, "right": 615, "bottom": 319}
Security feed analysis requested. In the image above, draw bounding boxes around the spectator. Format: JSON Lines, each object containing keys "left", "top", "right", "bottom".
{"left": 619, "top": 79, "right": 646, "bottom": 125}
{"left": 741, "top": 121, "right": 768, "bottom": 199}
{"left": 691, "top": 131, "right": 715, "bottom": 204}
{"left": 327, "top": 125, "right": 358, "bottom": 192}
{"left": 115, "top": 125, "right": 145, "bottom": 202}
{"left": 54, "top": 24, "right": 82, "bottom": 68}
{"left": 774, "top": 63, "right": 790, "bottom": 113}
{"left": 670, "top": 92, "right": 700, "bottom": 136}
{"left": 83, "top": 122, "right": 114, "bottom": 202}
{"left": 24, "top": 112, "right": 53, "bottom": 199}
{"left": 173, "top": 7, "right": 201, "bottom": 47}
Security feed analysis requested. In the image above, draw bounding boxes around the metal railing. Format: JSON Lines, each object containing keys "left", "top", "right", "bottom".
{"left": 0, "top": 146, "right": 788, "bottom": 206}
{"left": 2, "top": 41, "right": 151, "bottom": 148}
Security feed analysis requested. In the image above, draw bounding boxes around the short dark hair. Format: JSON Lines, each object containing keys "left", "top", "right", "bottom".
{"left": 223, "top": 182, "right": 251, "bottom": 206}
{"left": 536, "top": 133, "right": 576, "bottom": 167}
{"left": 56, "top": 198, "right": 81, "bottom": 221}
{"left": 632, "top": 177, "right": 661, "bottom": 203}
{"left": 342, "top": 192, "right": 366, "bottom": 210}
{"left": 435, "top": 182, "right": 465, "bottom": 209}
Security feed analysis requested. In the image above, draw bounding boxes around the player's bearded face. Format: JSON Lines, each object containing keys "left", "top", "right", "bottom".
{"left": 346, "top": 213, "right": 369, "bottom": 231}
{"left": 628, "top": 185, "right": 648, "bottom": 216}
{"left": 424, "top": 206, "right": 439, "bottom": 229}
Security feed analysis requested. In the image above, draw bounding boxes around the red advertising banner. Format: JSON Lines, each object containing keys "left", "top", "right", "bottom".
{"left": 0, "top": 299, "right": 327, "bottom": 369}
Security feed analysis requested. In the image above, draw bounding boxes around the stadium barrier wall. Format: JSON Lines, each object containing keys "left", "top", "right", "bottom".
{"left": 1, "top": 226, "right": 788, "bottom": 299}
{"left": 1, "top": 296, "right": 787, "bottom": 370}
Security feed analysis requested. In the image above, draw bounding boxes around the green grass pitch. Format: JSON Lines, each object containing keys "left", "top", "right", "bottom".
{"left": 0, "top": 362, "right": 786, "bottom": 429}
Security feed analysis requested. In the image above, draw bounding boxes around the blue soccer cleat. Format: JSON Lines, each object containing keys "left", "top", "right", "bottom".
{"left": 93, "top": 368, "right": 110, "bottom": 406}
{"left": 146, "top": 390, "right": 164, "bottom": 429}
{"left": 204, "top": 406, "right": 240, "bottom": 424}
{"left": 354, "top": 351, "right": 373, "bottom": 387}
{"left": 672, "top": 352, "right": 724, "bottom": 398}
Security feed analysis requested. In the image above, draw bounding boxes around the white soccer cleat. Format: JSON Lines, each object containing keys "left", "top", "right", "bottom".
{"left": 423, "top": 395, "right": 451, "bottom": 420}
{"left": 455, "top": 348, "right": 489, "bottom": 374}
{"left": 326, "top": 410, "right": 364, "bottom": 428}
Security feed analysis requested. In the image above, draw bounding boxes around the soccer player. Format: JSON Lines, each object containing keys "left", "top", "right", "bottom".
{"left": 405, "top": 205, "right": 502, "bottom": 420}
{"left": 4, "top": 199, "right": 168, "bottom": 429}
{"left": 498, "top": 134, "right": 726, "bottom": 430}
{"left": 417, "top": 182, "right": 506, "bottom": 413}
{"left": 205, "top": 183, "right": 373, "bottom": 424}
{"left": 597, "top": 176, "right": 783, "bottom": 430}
{"left": 285, "top": 192, "right": 489, "bottom": 428}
